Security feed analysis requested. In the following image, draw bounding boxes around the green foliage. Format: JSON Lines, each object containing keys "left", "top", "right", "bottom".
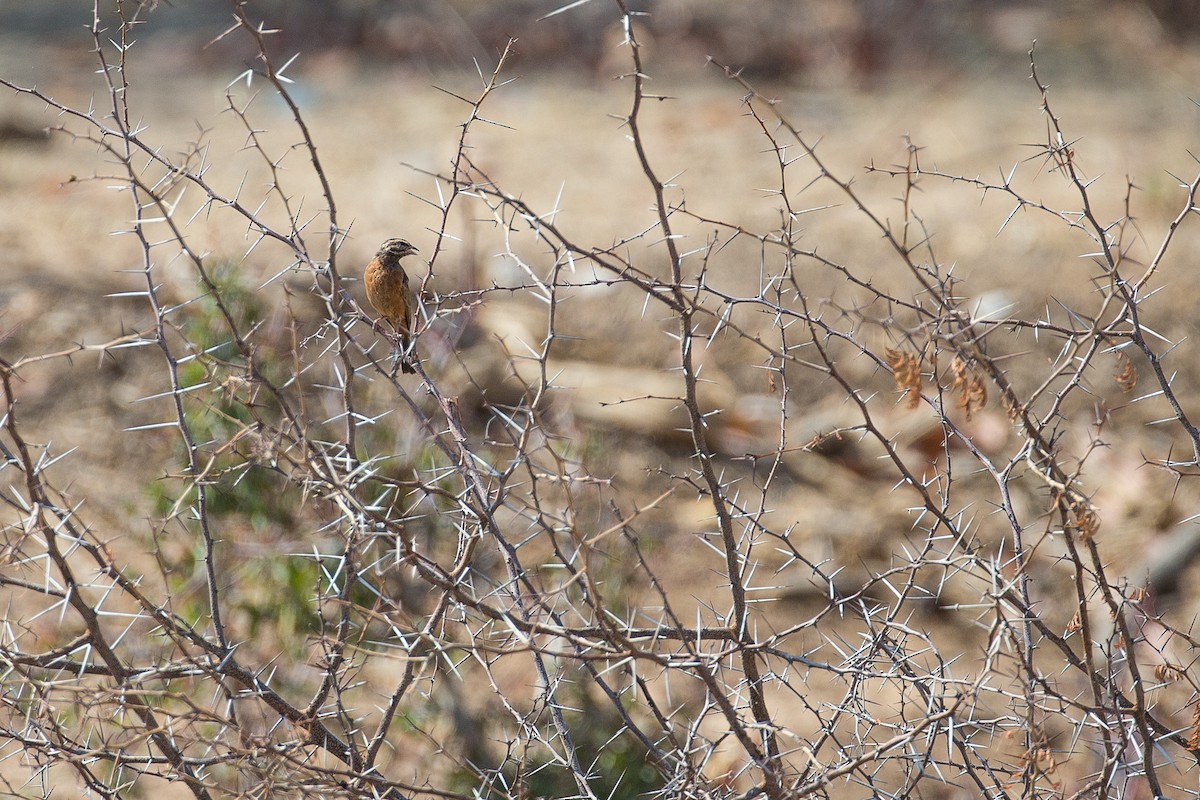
{"left": 147, "top": 262, "right": 317, "bottom": 650}
{"left": 471, "top": 678, "right": 666, "bottom": 800}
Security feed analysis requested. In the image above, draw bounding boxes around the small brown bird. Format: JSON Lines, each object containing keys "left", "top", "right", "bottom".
{"left": 364, "top": 237, "right": 420, "bottom": 374}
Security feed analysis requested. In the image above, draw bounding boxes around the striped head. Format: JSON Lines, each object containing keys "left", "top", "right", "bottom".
{"left": 376, "top": 238, "right": 419, "bottom": 262}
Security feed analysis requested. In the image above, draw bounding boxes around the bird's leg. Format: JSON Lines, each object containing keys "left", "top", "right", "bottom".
{"left": 380, "top": 326, "right": 409, "bottom": 375}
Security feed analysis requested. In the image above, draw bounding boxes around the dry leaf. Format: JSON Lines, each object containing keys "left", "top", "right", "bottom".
{"left": 1114, "top": 351, "right": 1136, "bottom": 393}
{"left": 886, "top": 347, "right": 921, "bottom": 409}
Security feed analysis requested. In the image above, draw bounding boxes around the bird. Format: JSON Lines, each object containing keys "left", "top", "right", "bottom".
{"left": 364, "top": 237, "right": 420, "bottom": 374}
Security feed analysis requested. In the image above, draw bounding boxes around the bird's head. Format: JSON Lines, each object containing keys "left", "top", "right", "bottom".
{"left": 378, "top": 238, "right": 419, "bottom": 260}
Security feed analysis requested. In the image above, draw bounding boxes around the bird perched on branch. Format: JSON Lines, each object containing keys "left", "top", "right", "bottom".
{"left": 364, "top": 237, "right": 420, "bottom": 374}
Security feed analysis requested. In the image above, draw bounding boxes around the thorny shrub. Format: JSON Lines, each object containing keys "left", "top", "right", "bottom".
{"left": 2, "top": 1, "right": 1200, "bottom": 799}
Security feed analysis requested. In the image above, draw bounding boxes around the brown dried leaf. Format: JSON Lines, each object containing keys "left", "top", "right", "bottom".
{"left": 1071, "top": 498, "right": 1101, "bottom": 541}
{"left": 949, "top": 356, "right": 968, "bottom": 392}
{"left": 1187, "top": 706, "right": 1200, "bottom": 752}
{"left": 1155, "top": 663, "right": 1184, "bottom": 682}
{"left": 949, "top": 357, "right": 987, "bottom": 420}
{"left": 958, "top": 375, "right": 987, "bottom": 421}
{"left": 1001, "top": 391, "right": 1021, "bottom": 422}
{"left": 1114, "top": 351, "right": 1136, "bottom": 393}
{"left": 886, "top": 347, "right": 921, "bottom": 409}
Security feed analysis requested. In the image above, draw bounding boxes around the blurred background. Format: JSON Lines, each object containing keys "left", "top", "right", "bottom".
{"left": 2, "top": 0, "right": 1198, "bottom": 84}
